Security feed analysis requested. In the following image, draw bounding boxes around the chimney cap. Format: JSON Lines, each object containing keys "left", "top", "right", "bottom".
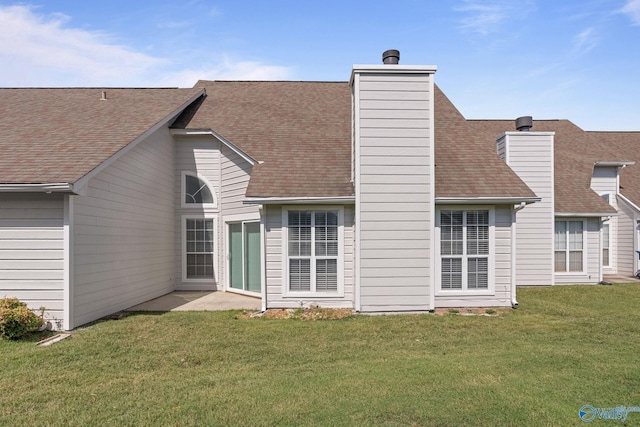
{"left": 515, "top": 116, "right": 533, "bottom": 131}
{"left": 382, "top": 49, "right": 400, "bottom": 64}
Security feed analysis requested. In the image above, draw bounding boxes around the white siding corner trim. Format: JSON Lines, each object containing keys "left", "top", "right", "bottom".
{"left": 63, "top": 195, "right": 74, "bottom": 330}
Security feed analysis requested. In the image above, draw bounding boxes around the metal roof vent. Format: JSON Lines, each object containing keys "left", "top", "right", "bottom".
{"left": 382, "top": 49, "right": 400, "bottom": 64}
{"left": 515, "top": 116, "right": 533, "bottom": 131}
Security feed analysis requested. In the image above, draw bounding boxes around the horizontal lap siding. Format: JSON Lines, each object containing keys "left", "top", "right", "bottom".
{"left": 498, "top": 133, "right": 554, "bottom": 286}
{"left": 616, "top": 199, "right": 636, "bottom": 276}
{"left": 265, "top": 205, "right": 355, "bottom": 309}
{"left": 435, "top": 206, "right": 513, "bottom": 308}
{"left": 174, "top": 136, "right": 221, "bottom": 290}
{"left": 73, "top": 126, "right": 175, "bottom": 327}
{"left": 0, "top": 194, "right": 65, "bottom": 326}
{"left": 356, "top": 73, "right": 433, "bottom": 312}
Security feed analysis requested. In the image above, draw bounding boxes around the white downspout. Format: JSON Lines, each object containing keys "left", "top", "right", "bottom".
{"left": 511, "top": 202, "right": 526, "bottom": 307}
{"left": 260, "top": 206, "right": 267, "bottom": 312}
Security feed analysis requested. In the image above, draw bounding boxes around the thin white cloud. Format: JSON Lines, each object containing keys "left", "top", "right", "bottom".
{"left": 573, "top": 27, "right": 599, "bottom": 54}
{"left": 620, "top": 0, "right": 640, "bottom": 25}
{"left": 0, "top": 5, "right": 291, "bottom": 87}
{"left": 159, "top": 58, "right": 293, "bottom": 87}
{"left": 455, "top": 0, "right": 535, "bottom": 36}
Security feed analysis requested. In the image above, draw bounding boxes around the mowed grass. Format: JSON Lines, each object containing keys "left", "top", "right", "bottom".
{"left": 1, "top": 285, "right": 640, "bottom": 426}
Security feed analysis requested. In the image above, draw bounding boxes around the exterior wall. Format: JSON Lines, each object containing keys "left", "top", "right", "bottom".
{"left": 0, "top": 193, "right": 65, "bottom": 328}
{"left": 435, "top": 205, "right": 513, "bottom": 308}
{"left": 497, "top": 132, "right": 554, "bottom": 286}
{"left": 590, "top": 166, "right": 618, "bottom": 274}
{"left": 174, "top": 135, "right": 221, "bottom": 290}
{"left": 72, "top": 126, "right": 176, "bottom": 327}
{"left": 616, "top": 197, "right": 637, "bottom": 276}
{"left": 219, "top": 143, "right": 259, "bottom": 293}
{"left": 264, "top": 204, "right": 355, "bottom": 309}
{"left": 352, "top": 67, "right": 436, "bottom": 312}
{"left": 554, "top": 217, "right": 601, "bottom": 284}
{"left": 174, "top": 136, "right": 259, "bottom": 292}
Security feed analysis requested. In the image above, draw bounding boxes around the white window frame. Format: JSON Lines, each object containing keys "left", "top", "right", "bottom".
{"left": 435, "top": 206, "right": 495, "bottom": 296}
{"left": 281, "top": 206, "right": 344, "bottom": 297}
{"left": 224, "top": 212, "right": 262, "bottom": 296}
{"left": 554, "top": 219, "right": 587, "bottom": 274}
{"left": 181, "top": 171, "right": 217, "bottom": 209}
{"left": 182, "top": 214, "right": 217, "bottom": 283}
{"left": 602, "top": 221, "right": 611, "bottom": 268}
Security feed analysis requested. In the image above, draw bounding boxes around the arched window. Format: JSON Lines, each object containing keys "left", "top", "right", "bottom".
{"left": 183, "top": 172, "right": 216, "bottom": 207}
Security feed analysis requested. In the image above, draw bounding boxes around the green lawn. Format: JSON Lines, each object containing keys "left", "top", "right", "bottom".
{"left": 2, "top": 285, "right": 639, "bottom": 426}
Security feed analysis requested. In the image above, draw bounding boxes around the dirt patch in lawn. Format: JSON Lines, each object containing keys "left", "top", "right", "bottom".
{"left": 434, "top": 307, "right": 511, "bottom": 317}
{"left": 235, "top": 307, "right": 355, "bottom": 320}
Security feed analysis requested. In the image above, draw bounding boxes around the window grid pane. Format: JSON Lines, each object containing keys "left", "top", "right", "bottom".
{"left": 441, "top": 258, "right": 462, "bottom": 289}
{"left": 288, "top": 210, "right": 339, "bottom": 293}
{"left": 186, "top": 219, "right": 214, "bottom": 279}
{"left": 185, "top": 175, "right": 214, "bottom": 204}
{"left": 554, "top": 220, "right": 584, "bottom": 273}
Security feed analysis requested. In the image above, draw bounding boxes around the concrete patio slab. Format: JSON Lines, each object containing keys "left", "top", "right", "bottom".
{"left": 126, "top": 291, "right": 261, "bottom": 312}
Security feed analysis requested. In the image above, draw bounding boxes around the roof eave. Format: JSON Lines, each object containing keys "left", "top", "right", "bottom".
{"left": 555, "top": 212, "right": 619, "bottom": 217}
{"left": 435, "top": 196, "right": 540, "bottom": 205}
{"left": 244, "top": 196, "right": 355, "bottom": 205}
{"left": 0, "top": 183, "right": 75, "bottom": 193}
{"left": 594, "top": 161, "right": 635, "bottom": 167}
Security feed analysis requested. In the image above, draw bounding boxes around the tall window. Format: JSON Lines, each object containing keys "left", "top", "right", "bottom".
{"left": 185, "top": 218, "right": 215, "bottom": 280}
{"left": 555, "top": 220, "right": 584, "bottom": 272}
{"left": 183, "top": 173, "right": 215, "bottom": 206}
{"left": 602, "top": 222, "right": 610, "bottom": 267}
{"left": 286, "top": 210, "right": 341, "bottom": 293}
{"left": 440, "top": 210, "right": 490, "bottom": 291}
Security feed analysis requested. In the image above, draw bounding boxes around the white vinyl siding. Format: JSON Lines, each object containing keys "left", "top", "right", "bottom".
{"left": 73, "top": 125, "right": 176, "bottom": 327}
{"left": 265, "top": 205, "right": 354, "bottom": 309}
{"left": 554, "top": 217, "right": 600, "bottom": 284}
{"left": 496, "top": 132, "right": 554, "bottom": 286}
{"left": 174, "top": 136, "right": 220, "bottom": 290}
{"left": 174, "top": 136, "right": 258, "bottom": 291}
{"left": 616, "top": 197, "right": 637, "bottom": 277}
{"left": 0, "top": 193, "right": 65, "bottom": 328}
{"left": 353, "top": 70, "right": 435, "bottom": 312}
{"left": 591, "top": 166, "right": 618, "bottom": 273}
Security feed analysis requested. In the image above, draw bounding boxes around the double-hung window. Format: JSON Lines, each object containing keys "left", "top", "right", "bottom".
{"left": 184, "top": 216, "right": 215, "bottom": 280}
{"left": 284, "top": 209, "right": 343, "bottom": 295}
{"left": 439, "top": 209, "right": 492, "bottom": 292}
{"left": 554, "top": 220, "right": 584, "bottom": 272}
{"left": 602, "top": 222, "right": 610, "bottom": 267}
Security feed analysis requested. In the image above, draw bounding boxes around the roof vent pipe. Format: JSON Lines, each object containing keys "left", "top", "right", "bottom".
{"left": 382, "top": 49, "right": 400, "bottom": 64}
{"left": 515, "top": 116, "right": 533, "bottom": 131}
{"left": 100, "top": 91, "right": 107, "bottom": 101}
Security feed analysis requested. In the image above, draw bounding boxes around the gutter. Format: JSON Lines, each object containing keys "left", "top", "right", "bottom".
{"left": 511, "top": 202, "right": 527, "bottom": 307}
{"left": 0, "top": 183, "right": 76, "bottom": 193}
{"left": 244, "top": 196, "right": 356, "bottom": 205}
{"left": 554, "top": 212, "right": 619, "bottom": 217}
{"left": 435, "top": 196, "right": 540, "bottom": 205}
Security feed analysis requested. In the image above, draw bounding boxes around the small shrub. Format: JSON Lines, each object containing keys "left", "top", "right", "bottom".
{"left": 485, "top": 309, "right": 496, "bottom": 315}
{"left": 0, "top": 297, "right": 44, "bottom": 340}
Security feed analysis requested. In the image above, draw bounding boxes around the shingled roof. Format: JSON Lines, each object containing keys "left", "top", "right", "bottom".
{"left": 179, "top": 80, "right": 354, "bottom": 198}
{"left": 0, "top": 87, "right": 202, "bottom": 185}
{"left": 465, "top": 118, "right": 625, "bottom": 214}
{"left": 178, "top": 81, "right": 535, "bottom": 201}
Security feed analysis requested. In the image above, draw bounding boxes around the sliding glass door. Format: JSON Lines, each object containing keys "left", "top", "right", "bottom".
{"left": 229, "top": 222, "right": 261, "bottom": 293}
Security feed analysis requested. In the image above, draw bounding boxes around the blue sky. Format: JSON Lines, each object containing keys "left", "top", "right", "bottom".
{"left": 1, "top": 0, "right": 639, "bottom": 130}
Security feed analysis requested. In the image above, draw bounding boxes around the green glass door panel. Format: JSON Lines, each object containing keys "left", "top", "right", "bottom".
{"left": 245, "top": 222, "right": 261, "bottom": 293}
{"left": 229, "top": 223, "right": 243, "bottom": 290}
